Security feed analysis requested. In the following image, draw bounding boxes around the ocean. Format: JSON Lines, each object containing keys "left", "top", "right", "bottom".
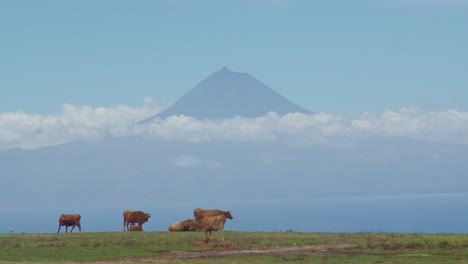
{"left": 2, "top": 193, "right": 467, "bottom": 234}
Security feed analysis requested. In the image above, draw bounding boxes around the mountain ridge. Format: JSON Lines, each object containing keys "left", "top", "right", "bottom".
{"left": 143, "top": 67, "right": 311, "bottom": 121}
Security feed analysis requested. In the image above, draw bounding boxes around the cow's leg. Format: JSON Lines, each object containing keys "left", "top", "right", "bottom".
{"left": 70, "top": 225, "right": 75, "bottom": 233}
{"left": 220, "top": 222, "right": 225, "bottom": 241}
{"left": 65, "top": 226, "right": 68, "bottom": 233}
{"left": 123, "top": 220, "right": 127, "bottom": 231}
{"left": 57, "top": 225, "right": 61, "bottom": 233}
{"left": 77, "top": 224, "right": 81, "bottom": 233}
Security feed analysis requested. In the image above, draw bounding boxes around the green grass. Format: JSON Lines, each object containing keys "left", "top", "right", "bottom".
{"left": 0, "top": 232, "right": 195, "bottom": 261}
{"left": 0, "top": 231, "right": 467, "bottom": 263}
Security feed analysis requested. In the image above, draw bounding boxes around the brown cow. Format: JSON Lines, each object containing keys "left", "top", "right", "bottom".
{"left": 57, "top": 214, "right": 81, "bottom": 233}
{"left": 129, "top": 222, "right": 143, "bottom": 231}
{"left": 168, "top": 219, "right": 196, "bottom": 232}
{"left": 123, "top": 210, "right": 133, "bottom": 231}
{"left": 192, "top": 214, "right": 228, "bottom": 241}
{"left": 123, "top": 210, "right": 150, "bottom": 231}
{"left": 193, "top": 208, "right": 233, "bottom": 220}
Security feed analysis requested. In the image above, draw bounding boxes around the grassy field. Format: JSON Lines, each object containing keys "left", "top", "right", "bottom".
{"left": 0, "top": 231, "right": 467, "bottom": 263}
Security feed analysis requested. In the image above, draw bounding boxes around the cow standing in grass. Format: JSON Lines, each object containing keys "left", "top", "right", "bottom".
{"left": 192, "top": 214, "right": 229, "bottom": 241}
{"left": 192, "top": 208, "right": 233, "bottom": 241}
{"left": 123, "top": 210, "right": 150, "bottom": 231}
{"left": 57, "top": 214, "right": 81, "bottom": 233}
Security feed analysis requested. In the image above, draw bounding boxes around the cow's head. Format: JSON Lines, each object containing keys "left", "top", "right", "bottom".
{"left": 224, "top": 211, "right": 233, "bottom": 219}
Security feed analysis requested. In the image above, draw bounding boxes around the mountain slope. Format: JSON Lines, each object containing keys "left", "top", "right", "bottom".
{"left": 1, "top": 137, "right": 467, "bottom": 208}
{"left": 145, "top": 67, "right": 311, "bottom": 120}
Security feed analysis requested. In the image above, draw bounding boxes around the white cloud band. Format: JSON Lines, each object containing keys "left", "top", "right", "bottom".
{"left": 1, "top": 102, "right": 467, "bottom": 151}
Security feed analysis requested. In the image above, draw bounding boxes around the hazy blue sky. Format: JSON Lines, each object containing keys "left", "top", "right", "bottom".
{"left": 1, "top": 0, "right": 467, "bottom": 115}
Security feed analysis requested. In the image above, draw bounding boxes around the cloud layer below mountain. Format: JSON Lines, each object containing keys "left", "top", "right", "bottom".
{"left": 1, "top": 99, "right": 467, "bottom": 150}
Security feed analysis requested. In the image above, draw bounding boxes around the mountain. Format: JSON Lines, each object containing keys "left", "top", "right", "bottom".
{"left": 144, "top": 67, "right": 311, "bottom": 121}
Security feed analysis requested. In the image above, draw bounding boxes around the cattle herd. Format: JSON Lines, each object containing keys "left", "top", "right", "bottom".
{"left": 57, "top": 208, "right": 233, "bottom": 242}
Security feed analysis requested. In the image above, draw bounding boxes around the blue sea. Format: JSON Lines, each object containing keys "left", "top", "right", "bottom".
{"left": 1, "top": 193, "right": 467, "bottom": 234}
